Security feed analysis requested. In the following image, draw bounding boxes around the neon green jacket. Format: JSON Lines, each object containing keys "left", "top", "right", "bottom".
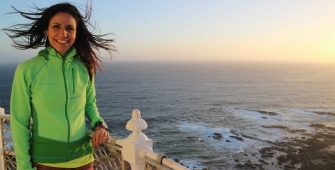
{"left": 10, "top": 46, "right": 104, "bottom": 170}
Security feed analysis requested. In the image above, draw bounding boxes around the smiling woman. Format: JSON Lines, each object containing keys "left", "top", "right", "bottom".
{"left": 2, "top": 2, "right": 116, "bottom": 170}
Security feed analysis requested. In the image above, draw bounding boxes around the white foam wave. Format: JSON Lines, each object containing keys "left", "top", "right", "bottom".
{"left": 291, "top": 109, "right": 334, "bottom": 118}
{"left": 176, "top": 121, "right": 246, "bottom": 154}
{"left": 222, "top": 106, "right": 284, "bottom": 122}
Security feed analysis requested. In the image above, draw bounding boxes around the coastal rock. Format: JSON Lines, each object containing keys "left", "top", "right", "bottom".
{"left": 311, "top": 123, "right": 335, "bottom": 131}
{"left": 314, "top": 111, "right": 335, "bottom": 117}
{"left": 277, "top": 155, "right": 287, "bottom": 165}
{"left": 261, "top": 125, "right": 288, "bottom": 129}
{"left": 236, "top": 108, "right": 278, "bottom": 116}
{"left": 284, "top": 164, "right": 293, "bottom": 169}
{"left": 230, "top": 135, "right": 244, "bottom": 141}
{"left": 245, "top": 162, "right": 257, "bottom": 169}
{"left": 256, "top": 130, "right": 335, "bottom": 170}
{"left": 235, "top": 163, "right": 244, "bottom": 167}
{"left": 257, "top": 110, "right": 278, "bottom": 116}
{"left": 259, "top": 147, "right": 275, "bottom": 158}
{"left": 311, "top": 123, "right": 326, "bottom": 129}
{"left": 214, "top": 132, "right": 223, "bottom": 137}
{"left": 259, "top": 159, "right": 268, "bottom": 165}
{"left": 315, "top": 132, "right": 335, "bottom": 139}
{"left": 287, "top": 128, "right": 307, "bottom": 133}
{"left": 186, "top": 136, "right": 198, "bottom": 140}
{"left": 213, "top": 132, "right": 223, "bottom": 140}
{"left": 240, "top": 133, "right": 259, "bottom": 141}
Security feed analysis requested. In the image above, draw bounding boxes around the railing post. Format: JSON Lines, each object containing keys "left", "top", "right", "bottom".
{"left": 0, "top": 107, "right": 5, "bottom": 170}
{"left": 121, "top": 109, "right": 153, "bottom": 170}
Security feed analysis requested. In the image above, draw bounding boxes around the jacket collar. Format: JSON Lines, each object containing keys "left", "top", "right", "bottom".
{"left": 38, "top": 46, "right": 77, "bottom": 62}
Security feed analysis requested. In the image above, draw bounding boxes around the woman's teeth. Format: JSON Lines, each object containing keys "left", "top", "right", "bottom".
{"left": 56, "top": 39, "right": 68, "bottom": 44}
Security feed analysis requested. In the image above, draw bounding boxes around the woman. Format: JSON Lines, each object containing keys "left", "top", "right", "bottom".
{"left": 3, "top": 2, "right": 116, "bottom": 170}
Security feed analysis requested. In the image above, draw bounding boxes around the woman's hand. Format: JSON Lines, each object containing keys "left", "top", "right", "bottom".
{"left": 92, "top": 126, "right": 110, "bottom": 148}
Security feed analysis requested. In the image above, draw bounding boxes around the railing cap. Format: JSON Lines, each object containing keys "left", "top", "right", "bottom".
{"left": 126, "top": 109, "right": 147, "bottom": 131}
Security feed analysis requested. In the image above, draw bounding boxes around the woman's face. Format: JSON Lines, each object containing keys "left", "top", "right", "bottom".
{"left": 46, "top": 12, "right": 77, "bottom": 56}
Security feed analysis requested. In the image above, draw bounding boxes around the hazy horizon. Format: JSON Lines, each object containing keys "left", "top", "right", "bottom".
{"left": 1, "top": 0, "right": 335, "bottom": 64}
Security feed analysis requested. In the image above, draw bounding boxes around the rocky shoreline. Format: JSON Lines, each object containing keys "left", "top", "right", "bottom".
{"left": 230, "top": 122, "right": 335, "bottom": 170}
{"left": 182, "top": 110, "right": 335, "bottom": 170}
{"left": 94, "top": 109, "right": 335, "bottom": 170}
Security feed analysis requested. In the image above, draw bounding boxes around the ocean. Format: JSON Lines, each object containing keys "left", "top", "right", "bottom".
{"left": 1, "top": 61, "right": 335, "bottom": 169}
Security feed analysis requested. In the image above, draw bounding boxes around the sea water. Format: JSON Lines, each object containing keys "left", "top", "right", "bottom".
{"left": 1, "top": 61, "right": 335, "bottom": 169}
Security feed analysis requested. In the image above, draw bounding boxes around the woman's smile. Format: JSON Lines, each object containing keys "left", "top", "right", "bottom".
{"left": 55, "top": 39, "right": 69, "bottom": 44}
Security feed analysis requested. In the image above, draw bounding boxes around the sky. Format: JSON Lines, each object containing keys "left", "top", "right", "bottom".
{"left": 0, "top": 0, "right": 335, "bottom": 63}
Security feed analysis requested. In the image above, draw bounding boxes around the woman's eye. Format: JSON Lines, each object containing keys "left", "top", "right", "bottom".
{"left": 52, "top": 25, "right": 60, "bottom": 29}
{"left": 66, "top": 27, "right": 74, "bottom": 31}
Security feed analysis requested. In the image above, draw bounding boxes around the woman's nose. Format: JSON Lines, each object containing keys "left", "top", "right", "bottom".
{"left": 62, "top": 29, "right": 68, "bottom": 37}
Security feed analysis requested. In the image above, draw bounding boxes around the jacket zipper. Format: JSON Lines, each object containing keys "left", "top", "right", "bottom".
{"left": 62, "top": 58, "right": 71, "bottom": 161}
{"left": 72, "top": 68, "right": 75, "bottom": 94}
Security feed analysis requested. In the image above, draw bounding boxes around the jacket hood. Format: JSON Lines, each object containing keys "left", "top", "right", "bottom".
{"left": 38, "top": 46, "right": 77, "bottom": 62}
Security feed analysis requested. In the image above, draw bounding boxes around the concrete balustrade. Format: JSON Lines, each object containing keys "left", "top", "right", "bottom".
{"left": 118, "top": 109, "right": 189, "bottom": 170}
{"left": 0, "top": 107, "right": 6, "bottom": 170}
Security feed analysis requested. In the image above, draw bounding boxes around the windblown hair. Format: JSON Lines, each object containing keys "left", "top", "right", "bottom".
{"left": 2, "top": 2, "right": 116, "bottom": 81}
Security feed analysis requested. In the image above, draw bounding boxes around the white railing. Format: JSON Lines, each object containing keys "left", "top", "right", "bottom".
{"left": 0, "top": 107, "right": 5, "bottom": 170}
{"left": 0, "top": 107, "right": 189, "bottom": 170}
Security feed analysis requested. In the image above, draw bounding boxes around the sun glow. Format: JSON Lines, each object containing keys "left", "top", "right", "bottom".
{"left": 319, "top": 24, "right": 335, "bottom": 62}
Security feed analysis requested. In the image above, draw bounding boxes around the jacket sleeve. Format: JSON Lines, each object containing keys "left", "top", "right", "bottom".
{"left": 85, "top": 76, "right": 104, "bottom": 128}
{"left": 10, "top": 64, "right": 36, "bottom": 170}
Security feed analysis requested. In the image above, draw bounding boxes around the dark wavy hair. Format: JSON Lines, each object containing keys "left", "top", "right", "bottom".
{"left": 2, "top": 2, "right": 116, "bottom": 81}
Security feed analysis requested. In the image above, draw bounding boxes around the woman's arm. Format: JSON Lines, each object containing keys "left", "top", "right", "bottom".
{"left": 10, "top": 64, "right": 36, "bottom": 170}
{"left": 84, "top": 76, "right": 110, "bottom": 147}
{"left": 85, "top": 76, "right": 104, "bottom": 127}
